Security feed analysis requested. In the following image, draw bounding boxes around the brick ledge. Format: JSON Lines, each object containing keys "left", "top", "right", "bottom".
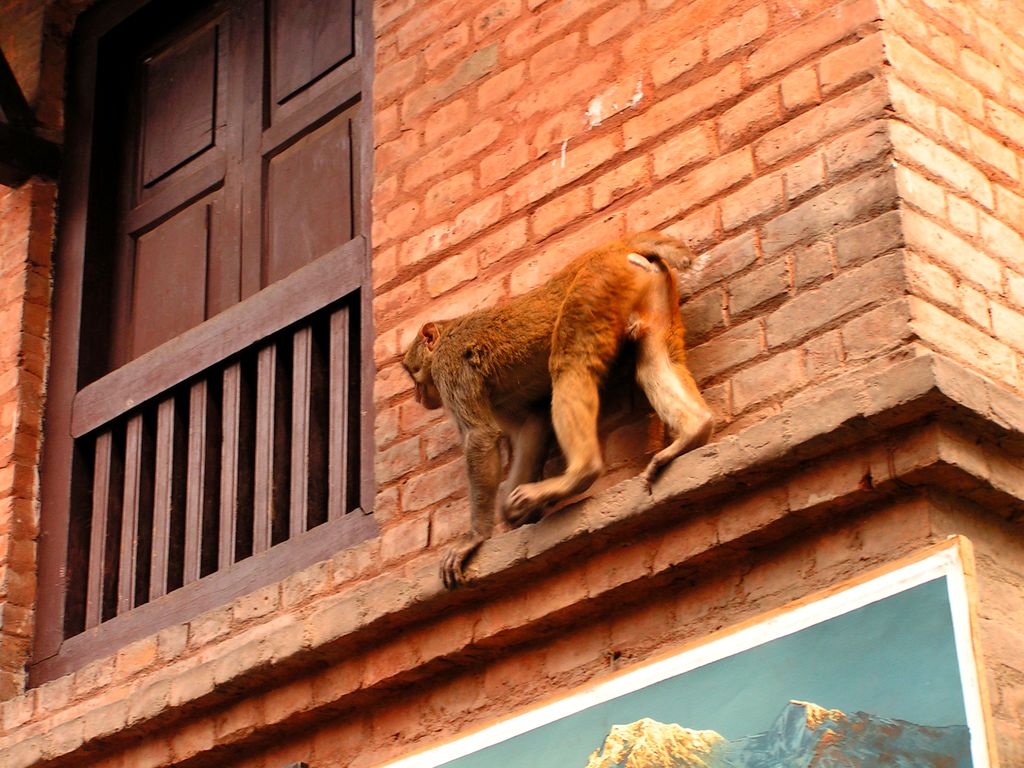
{"left": 3, "top": 351, "right": 1023, "bottom": 767}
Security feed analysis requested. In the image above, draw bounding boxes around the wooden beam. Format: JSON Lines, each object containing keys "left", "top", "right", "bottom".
{"left": 0, "top": 47, "right": 60, "bottom": 185}
{"left": 0, "top": 121, "right": 60, "bottom": 186}
{"left": 0, "top": 46, "right": 34, "bottom": 127}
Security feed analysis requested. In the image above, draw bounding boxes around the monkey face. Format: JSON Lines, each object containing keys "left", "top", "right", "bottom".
{"left": 402, "top": 339, "right": 444, "bottom": 410}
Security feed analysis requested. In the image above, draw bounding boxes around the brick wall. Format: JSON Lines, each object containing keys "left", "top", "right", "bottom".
{"left": 0, "top": 181, "right": 53, "bottom": 701}
{"left": 372, "top": 0, "right": 911, "bottom": 565}
{"left": 0, "top": 0, "right": 1022, "bottom": 766}
{"left": 883, "top": 0, "right": 1024, "bottom": 393}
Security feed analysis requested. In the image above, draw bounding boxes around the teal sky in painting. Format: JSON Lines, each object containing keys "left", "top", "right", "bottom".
{"left": 439, "top": 577, "right": 967, "bottom": 768}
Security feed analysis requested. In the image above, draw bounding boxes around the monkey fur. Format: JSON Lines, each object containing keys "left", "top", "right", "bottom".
{"left": 402, "top": 231, "right": 713, "bottom": 589}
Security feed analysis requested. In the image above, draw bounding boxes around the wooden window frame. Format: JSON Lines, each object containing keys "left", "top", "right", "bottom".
{"left": 32, "top": 0, "right": 376, "bottom": 685}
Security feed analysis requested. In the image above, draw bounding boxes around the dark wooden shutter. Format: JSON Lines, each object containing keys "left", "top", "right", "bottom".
{"left": 33, "top": 0, "right": 375, "bottom": 684}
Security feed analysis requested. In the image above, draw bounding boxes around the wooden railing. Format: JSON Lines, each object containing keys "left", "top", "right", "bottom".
{"left": 45, "top": 238, "right": 375, "bottom": 660}
{"left": 72, "top": 303, "right": 355, "bottom": 632}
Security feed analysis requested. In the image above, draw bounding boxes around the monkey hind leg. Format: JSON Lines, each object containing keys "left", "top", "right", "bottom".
{"left": 505, "top": 369, "right": 604, "bottom": 524}
{"left": 499, "top": 412, "right": 551, "bottom": 528}
{"left": 636, "top": 333, "right": 713, "bottom": 485}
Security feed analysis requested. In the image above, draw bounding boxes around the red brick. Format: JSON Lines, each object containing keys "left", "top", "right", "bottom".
{"left": 687, "top": 318, "right": 762, "bottom": 381}
{"left": 529, "top": 33, "right": 580, "bottom": 83}
{"left": 651, "top": 123, "right": 715, "bottom": 180}
{"left": 720, "top": 171, "right": 784, "bottom": 231}
{"left": 532, "top": 186, "right": 588, "bottom": 239}
{"left": 910, "top": 297, "right": 1017, "bottom": 385}
{"left": 376, "top": 437, "right": 421, "bottom": 485}
{"left": 395, "top": 0, "right": 461, "bottom": 53}
{"left": 822, "top": 119, "right": 889, "bottom": 179}
{"left": 747, "top": 0, "right": 880, "bottom": 83}
{"left": 588, "top": 1, "right": 641, "bottom": 46}
{"left": 902, "top": 207, "right": 1002, "bottom": 288}
{"left": 424, "top": 22, "right": 470, "bottom": 71}
{"left": 374, "top": 103, "right": 400, "bottom": 142}
{"left": 781, "top": 66, "right": 820, "bottom": 112}
{"left": 425, "top": 249, "right": 479, "bottom": 297}
{"left": 473, "top": 0, "right": 521, "bottom": 40}
{"left": 761, "top": 168, "right": 896, "bottom": 255}
{"left": 512, "top": 211, "right": 624, "bottom": 293}
{"left": 403, "top": 44, "right": 499, "bottom": 119}
{"left": 651, "top": 36, "right": 703, "bottom": 88}
{"left": 671, "top": 201, "right": 721, "bottom": 253}
{"left": 729, "top": 259, "right": 790, "bottom": 319}
{"left": 755, "top": 78, "right": 888, "bottom": 168}
{"left": 887, "top": 35, "right": 985, "bottom": 121}
{"left": 376, "top": 0, "right": 416, "bottom": 30}
{"left": 585, "top": 77, "right": 645, "bottom": 128}
{"left": 507, "top": 134, "right": 619, "bottom": 210}
{"left": 377, "top": 56, "right": 420, "bottom": 103}
{"left": 424, "top": 98, "right": 471, "bottom": 146}
{"left": 766, "top": 252, "right": 905, "bottom": 348}
{"left": 707, "top": 4, "right": 769, "bottom": 61}
{"left": 478, "top": 61, "right": 525, "bottom": 109}
{"left": 819, "top": 31, "right": 884, "bottom": 94}
{"left": 987, "top": 99, "right": 1024, "bottom": 151}
{"left": 380, "top": 515, "right": 430, "bottom": 562}
{"left": 785, "top": 152, "right": 825, "bottom": 201}
{"left": 627, "top": 146, "right": 753, "bottom": 231}
{"left": 405, "top": 119, "right": 502, "bottom": 189}
{"left": 503, "top": 0, "right": 591, "bottom": 57}
{"left": 424, "top": 170, "right": 475, "bottom": 218}
{"left": 375, "top": 361, "right": 416, "bottom": 405}
{"left": 592, "top": 155, "right": 650, "bottom": 210}
{"left": 680, "top": 289, "right": 726, "bottom": 344}
{"left": 376, "top": 129, "right": 421, "bottom": 176}
{"left": 375, "top": 277, "right": 425, "bottom": 329}
{"left": 842, "top": 299, "right": 913, "bottom": 362}
{"left": 624, "top": 62, "right": 743, "bottom": 150}
{"left": 791, "top": 241, "right": 833, "bottom": 288}
{"left": 514, "top": 51, "right": 617, "bottom": 119}
{"left": 623, "top": 0, "right": 743, "bottom": 61}
{"left": 718, "top": 84, "right": 781, "bottom": 150}
{"left": 475, "top": 217, "right": 530, "bottom": 268}
{"left": 803, "top": 327, "right": 844, "bottom": 379}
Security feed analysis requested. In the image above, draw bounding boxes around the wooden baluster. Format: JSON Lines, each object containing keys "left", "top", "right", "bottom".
{"left": 118, "top": 415, "right": 144, "bottom": 613}
{"left": 149, "top": 398, "right": 176, "bottom": 600}
{"left": 184, "top": 380, "right": 209, "bottom": 584}
{"left": 290, "top": 327, "right": 312, "bottom": 537}
{"left": 85, "top": 432, "right": 112, "bottom": 629}
{"left": 329, "top": 307, "right": 350, "bottom": 520}
{"left": 219, "top": 363, "right": 242, "bottom": 568}
{"left": 253, "top": 345, "right": 277, "bottom": 553}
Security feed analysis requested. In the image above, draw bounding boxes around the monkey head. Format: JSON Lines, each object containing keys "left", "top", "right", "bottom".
{"left": 402, "top": 322, "right": 445, "bottom": 410}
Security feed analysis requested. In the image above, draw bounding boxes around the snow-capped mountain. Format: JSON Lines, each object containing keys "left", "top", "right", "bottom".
{"left": 584, "top": 701, "right": 971, "bottom": 767}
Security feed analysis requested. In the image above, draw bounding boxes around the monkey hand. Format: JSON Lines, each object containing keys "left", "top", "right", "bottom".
{"left": 441, "top": 534, "right": 485, "bottom": 590}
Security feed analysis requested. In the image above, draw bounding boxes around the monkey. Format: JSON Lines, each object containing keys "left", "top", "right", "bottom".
{"left": 402, "top": 231, "right": 713, "bottom": 589}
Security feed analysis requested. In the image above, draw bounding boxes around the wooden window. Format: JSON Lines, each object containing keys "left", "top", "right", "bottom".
{"left": 33, "top": 0, "right": 375, "bottom": 684}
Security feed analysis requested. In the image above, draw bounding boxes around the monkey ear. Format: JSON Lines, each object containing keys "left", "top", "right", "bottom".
{"left": 420, "top": 322, "right": 441, "bottom": 350}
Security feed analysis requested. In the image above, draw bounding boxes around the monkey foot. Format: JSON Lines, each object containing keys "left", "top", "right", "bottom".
{"left": 503, "top": 486, "right": 547, "bottom": 527}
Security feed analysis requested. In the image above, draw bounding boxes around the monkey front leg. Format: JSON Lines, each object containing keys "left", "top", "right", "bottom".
{"left": 442, "top": 426, "right": 502, "bottom": 589}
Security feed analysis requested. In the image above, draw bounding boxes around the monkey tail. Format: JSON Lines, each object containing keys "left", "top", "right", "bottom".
{"left": 624, "top": 231, "right": 694, "bottom": 274}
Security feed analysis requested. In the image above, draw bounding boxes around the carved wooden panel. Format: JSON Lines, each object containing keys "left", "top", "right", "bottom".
{"left": 269, "top": 0, "right": 354, "bottom": 104}
{"left": 131, "top": 202, "right": 212, "bottom": 358}
{"left": 139, "top": 23, "right": 219, "bottom": 187}
{"left": 264, "top": 110, "right": 354, "bottom": 284}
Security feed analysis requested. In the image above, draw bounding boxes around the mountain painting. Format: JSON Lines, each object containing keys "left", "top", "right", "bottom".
{"left": 382, "top": 542, "right": 992, "bottom": 768}
{"left": 584, "top": 701, "right": 971, "bottom": 767}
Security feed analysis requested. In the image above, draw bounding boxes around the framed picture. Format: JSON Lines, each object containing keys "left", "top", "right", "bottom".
{"left": 383, "top": 537, "right": 995, "bottom": 768}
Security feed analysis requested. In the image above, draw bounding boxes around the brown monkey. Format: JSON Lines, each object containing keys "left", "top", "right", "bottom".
{"left": 402, "top": 231, "right": 713, "bottom": 588}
